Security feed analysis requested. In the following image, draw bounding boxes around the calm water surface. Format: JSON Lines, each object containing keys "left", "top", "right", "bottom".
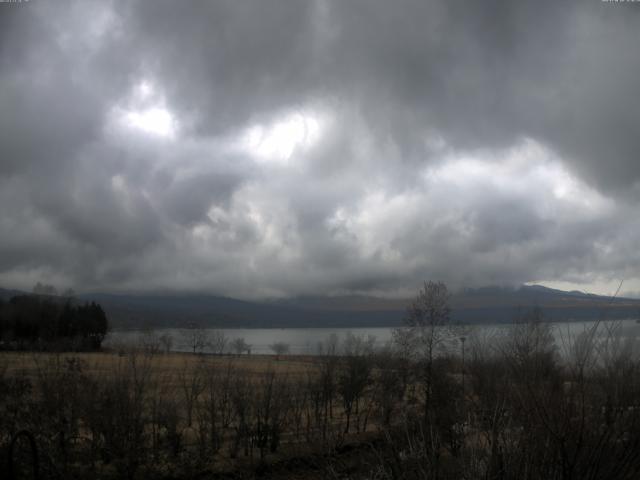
{"left": 104, "top": 319, "right": 640, "bottom": 355}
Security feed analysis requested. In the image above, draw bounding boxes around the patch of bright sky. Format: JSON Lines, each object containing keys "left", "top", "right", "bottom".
{"left": 325, "top": 138, "right": 620, "bottom": 292}
{"left": 242, "top": 110, "right": 325, "bottom": 165}
{"left": 327, "top": 189, "right": 422, "bottom": 261}
{"left": 111, "top": 79, "right": 178, "bottom": 139}
{"left": 124, "top": 108, "right": 176, "bottom": 137}
{"left": 425, "top": 139, "right": 613, "bottom": 216}
{"left": 330, "top": 139, "right": 613, "bottom": 243}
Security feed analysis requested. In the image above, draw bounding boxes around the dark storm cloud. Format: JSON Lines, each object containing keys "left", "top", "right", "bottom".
{"left": 1, "top": 0, "right": 640, "bottom": 297}
{"left": 111, "top": 0, "right": 640, "bottom": 189}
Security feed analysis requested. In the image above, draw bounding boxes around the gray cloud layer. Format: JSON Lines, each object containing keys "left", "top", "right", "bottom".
{"left": 1, "top": 0, "right": 640, "bottom": 297}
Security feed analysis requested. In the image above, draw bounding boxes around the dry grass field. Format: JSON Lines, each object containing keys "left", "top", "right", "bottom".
{"left": 4, "top": 320, "right": 640, "bottom": 479}
{"left": 0, "top": 348, "right": 393, "bottom": 479}
{"left": 1, "top": 351, "right": 317, "bottom": 380}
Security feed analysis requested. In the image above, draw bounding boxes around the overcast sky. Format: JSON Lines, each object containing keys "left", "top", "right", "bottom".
{"left": 1, "top": 0, "right": 640, "bottom": 298}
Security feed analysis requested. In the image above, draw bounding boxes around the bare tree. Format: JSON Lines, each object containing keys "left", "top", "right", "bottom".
{"left": 197, "top": 359, "right": 237, "bottom": 455}
{"left": 179, "top": 359, "right": 205, "bottom": 427}
{"left": 395, "top": 280, "right": 453, "bottom": 422}
{"left": 270, "top": 341, "right": 290, "bottom": 359}
{"left": 209, "top": 329, "right": 228, "bottom": 355}
{"left": 317, "top": 333, "right": 340, "bottom": 356}
{"left": 158, "top": 332, "right": 173, "bottom": 354}
{"left": 502, "top": 306, "right": 557, "bottom": 381}
{"left": 138, "top": 328, "right": 161, "bottom": 354}
{"left": 371, "top": 351, "right": 405, "bottom": 427}
{"left": 182, "top": 324, "right": 210, "bottom": 354}
{"left": 230, "top": 337, "right": 250, "bottom": 355}
{"left": 338, "top": 349, "right": 372, "bottom": 433}
{"left": 343, "top": 332, "right": 376, "bottom": 356}
{"left": 252, "top": 370, "right": 290, "bottom": 457}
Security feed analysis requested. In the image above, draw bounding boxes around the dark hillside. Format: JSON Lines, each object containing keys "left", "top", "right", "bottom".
{"left": 75, "top": 285, "right": 640, "bottom": 329}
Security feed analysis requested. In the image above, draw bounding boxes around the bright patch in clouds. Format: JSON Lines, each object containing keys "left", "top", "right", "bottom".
{"left": 110, "top": 79, "right": 178, "bottom": 138}
{"left": 124, "top": 107, "right": 176, "bottom": 137}
{"left": 137, "top": 80, "right": 154, "bottom": 99}
{"left": 243, "top": 111, "right": 324, "bottom": 164}
{"left": 324, "top": 139, "right": 617, "bottom": 285}
{"left": 427, "top": 140, "right": 612, "bottom": 215}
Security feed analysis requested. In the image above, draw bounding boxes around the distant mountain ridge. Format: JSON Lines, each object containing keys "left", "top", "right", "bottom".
{"left": 1, "top": 285, "right": 639, "bottom": 328}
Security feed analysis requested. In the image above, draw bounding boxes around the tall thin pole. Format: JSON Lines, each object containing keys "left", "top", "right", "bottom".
{"left": 460, "top": 336, "right": 466, "bottom": 404}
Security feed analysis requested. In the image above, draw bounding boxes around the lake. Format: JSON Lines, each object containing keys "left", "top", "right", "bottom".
{"left": 104, "top": 318, "right": 640, "bottom": 356}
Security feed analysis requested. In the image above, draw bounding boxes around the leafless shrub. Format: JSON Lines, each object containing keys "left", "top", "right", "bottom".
{"left": 138, "top": 328, "right": 162, "bottom": 355}
{"left": 252, "top": 369, "right": 291, "bottom": 458}
{"left": 209, "top": 329, "right": 228, "bottom": 355}
{"left": 178, "top": 358, "right": 205, "bottom": 428}
{"left": 80, "top": 352, "right": 152, "bottom": 479}
{"left": 338, "top": 337, "right": 373, "bottom": 433}
{"left": 269, "top": 341, "right": 290, "bottom": 359}
{"left": 158, "top": 332, "right": 174, "bottom": 354}
{"left": 229, "top": 374, "right": 253, "bottom": 459}
{"left": 230, "top": 337, "right": 250, "bottom": 355}
{"left": 195, "top": 358, "right": 236, "bottom": 458}
{"left": 181, "top": 324, "right": 210, "bottom": 354}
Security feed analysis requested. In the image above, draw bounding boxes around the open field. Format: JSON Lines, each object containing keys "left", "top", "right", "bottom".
{"left": 1, "top": 347, "right": 401, "bottom": 479}
{"left": 4, "top": 319, "right": 640, "bottom": 479}
{"left": 1, "top": 351, "right": 318, "bottom": 379}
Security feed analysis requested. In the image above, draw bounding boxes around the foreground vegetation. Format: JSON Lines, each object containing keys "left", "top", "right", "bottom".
{"left": 3, "top": 282, "right": 640, "bottom": 479}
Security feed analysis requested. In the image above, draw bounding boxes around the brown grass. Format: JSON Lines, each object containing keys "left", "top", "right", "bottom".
{"left": 0, "top": 350, "right": 318, "bottom": 378}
